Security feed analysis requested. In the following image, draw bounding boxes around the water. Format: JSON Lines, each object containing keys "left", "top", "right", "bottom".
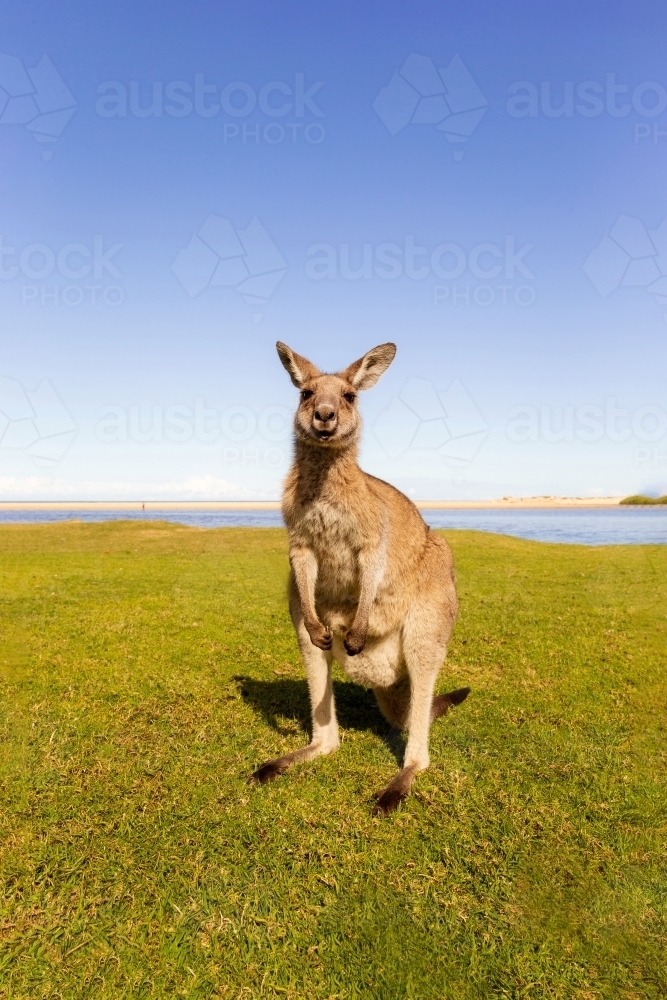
{"left": 421, "top": 507, "right": 667, "bottom": 546}
{"left": 0, "top": 506, "right": 665, "bottom": 545}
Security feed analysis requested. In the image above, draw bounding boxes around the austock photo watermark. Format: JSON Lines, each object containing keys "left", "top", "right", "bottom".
{"left": 305, "top": 235, "right": 537, "bottom": 307}
{"left": 5, "top": 49, "right": 667, "bottom": 164}
{"left": 369, "top": 383, "right": 667, "bottom": 474}
{"left": 507, "top": 399, "right": 667, "bottom": 469}
{"left": 0, "top": 235, "right": 125, "bottom": 307}
{"left": 0, "top": 376, "right": 76, "bottom": 465}
{"left": 373, "top": 53, "right": 488, "bottom": 160}
{"left": 95, "top": 399, "right": 291, "bottom": 470}
{"left": 369, "top": 55, "right": 667, "bottom": 154}
{"left": 171, "top": 216, "right": 287, "bottom": 315}
{"left": 171, "top": 218, "right": 537, "bottom": 312}
{"left": 583, "top": 214, "right": 667, "bottom": 319}
{"left": 0, "top": 52, "right": 76, "bottom": 159}
{"left": 373, "top": 377, "right": 489, "bottom": 469}
{"left": 506, "top": 72, "right": 667, "bottom": 143}
{"left": 96, "top": 72, "right": 326, "bottom": 146}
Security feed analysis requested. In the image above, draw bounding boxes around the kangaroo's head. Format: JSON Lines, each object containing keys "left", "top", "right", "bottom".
{"left": 276, "top": 342, "right": 397, "bottom": 449}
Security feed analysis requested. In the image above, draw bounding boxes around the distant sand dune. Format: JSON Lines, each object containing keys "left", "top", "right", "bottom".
{"left": 0, "top": 497, "right": 624, "bottom": 511}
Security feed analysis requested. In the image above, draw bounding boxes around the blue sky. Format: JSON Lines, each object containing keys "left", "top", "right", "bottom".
{"left": 1, "top": 0, "right": 666, "bottom": 500}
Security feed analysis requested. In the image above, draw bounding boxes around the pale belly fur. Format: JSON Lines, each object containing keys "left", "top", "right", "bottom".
{"left": 331, "top": 632, "right": 404, "bottom": 690}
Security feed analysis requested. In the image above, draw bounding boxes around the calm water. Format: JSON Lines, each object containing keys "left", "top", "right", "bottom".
{"left": 1, "top": 506, "right": 666, "bottom": 545}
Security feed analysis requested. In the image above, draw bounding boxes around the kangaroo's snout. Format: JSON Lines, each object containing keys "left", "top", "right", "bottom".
{"left": 313, "top": 400, "right": 338, "bottom": 439}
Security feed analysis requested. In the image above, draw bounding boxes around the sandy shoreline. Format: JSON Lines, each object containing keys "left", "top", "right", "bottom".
{"left": 0, "top": 497, "right": 624, "bottom": 511}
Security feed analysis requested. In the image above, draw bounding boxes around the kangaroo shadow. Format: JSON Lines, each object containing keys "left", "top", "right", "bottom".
{"left": 234, "top": 674, "right": 405, "bottom": 764}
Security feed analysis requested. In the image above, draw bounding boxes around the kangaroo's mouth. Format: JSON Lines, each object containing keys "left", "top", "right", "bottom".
{"left": 299, "top": 423, "right": 355, "bottom": 449}
{"left": 312, "top": 426, "right": 337, "bottom": 442}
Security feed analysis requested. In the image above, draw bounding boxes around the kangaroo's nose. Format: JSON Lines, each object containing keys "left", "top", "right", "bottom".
{"left": 315, "top": 408, "right": 335, "bottom": 422}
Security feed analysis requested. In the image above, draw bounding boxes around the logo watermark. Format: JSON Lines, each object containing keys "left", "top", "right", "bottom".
{"left": 507, "top": 74, "right": 667, "bottom": 141}
{"left": 373, "top": 53, "right": 487, "bottom": 160}
{"left": 172, "top": 216, "right": 287, "bottom": 316}
{"left": 635, "top": 447, "right": 667, "bottom": 469}
{"left": 374, "top": 376, "right": 488, "bottom": 467}
{"left": 95, "top": 399, "right": 291, "bottom": 471}
{"left": 95, "top": 400, "right": 290, "bottom": 444}
{"left": 507, "top": 399, "right": 667, "bottom": 443}
{"left": 0, "top": 53, "right": 76, "bottom": 160}
{"left": 305, "top": 235, "right": 536, "bottom": 306}
{"left": 220, "top": 446, "right": 285, "bottom": 469}
{"left": 0, "top": 376, "right": 76, "bottom": 465}
{"left": 0, "top": 235, "right": 124, "bottom": 306}
{"left": 583, "top": 214, "right": 667, "bottom": 319}
{"left": 95, "top": 73, "right": 325, "bottom": 145}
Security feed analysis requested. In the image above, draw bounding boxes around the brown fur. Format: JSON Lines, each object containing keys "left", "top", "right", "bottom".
{"left": 252, "top": 342, "right": 469, "bottom": 814}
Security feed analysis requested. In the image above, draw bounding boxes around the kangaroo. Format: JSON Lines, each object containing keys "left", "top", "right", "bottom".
{"left": 253, "top": 342, "right": 469, "bottom": 815}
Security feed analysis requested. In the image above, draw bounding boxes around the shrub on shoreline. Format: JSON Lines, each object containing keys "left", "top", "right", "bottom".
{"left": 620, "top": 494, "right": 667, "bottom": 505}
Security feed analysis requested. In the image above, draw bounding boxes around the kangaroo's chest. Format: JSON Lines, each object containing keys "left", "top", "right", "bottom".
{"left": 298, "top": 502, "right": 362, "bottom": 599}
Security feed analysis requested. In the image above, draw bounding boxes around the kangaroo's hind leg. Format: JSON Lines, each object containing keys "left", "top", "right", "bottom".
{"left": 372, "top": 649, "right": 441, "bottom": 816}
{"left": 372, "top": 675, "right": 470, "bottom": 816}
{"left": 373, "top": 566, "right": 464, "bottom": 816}
{"left": 253, "top": 579, "right": 340, "bottom": 784}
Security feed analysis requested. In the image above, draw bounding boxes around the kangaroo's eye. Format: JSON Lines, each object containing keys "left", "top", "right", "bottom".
{"left": 301, "top": 389, "right": 314, "bottom": 401}
{"left": 343, "top": 392, "right": 356, "bottom": 403}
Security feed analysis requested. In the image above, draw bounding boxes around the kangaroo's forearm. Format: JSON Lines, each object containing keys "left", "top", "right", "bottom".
{"left": 346, "top": 529, "right": 388, "bottom": 654}
{"left": 290, "top": 545, "right": 332, "bottom": 651}
{"left": 355, "top": 526, "right": 388, "bottom": 627}
{"left": 344, "top": 573, "right": 378, "bottom": 655}
{"left": 351, "top": 578, "right": 375, "bottom": 635}
{"left": 290, "top": 545, "right": 319, "bottom": 626}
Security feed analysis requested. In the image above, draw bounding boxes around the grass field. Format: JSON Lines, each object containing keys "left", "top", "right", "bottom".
{"left": 1, "top": 521, "right": 666, "bottom": 999}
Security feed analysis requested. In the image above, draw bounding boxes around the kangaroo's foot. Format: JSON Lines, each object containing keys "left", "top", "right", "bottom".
{"left": 372, "top": 764, "right": 417, "bottom": 817}
{"left": 252, "top": 737, "right": 339, "bottom": 784}
{"left": 252, "top": 754, "right": 293, "bottom": 784}
{"left": 430, "top": 686, "right": 470, "bottom": 723}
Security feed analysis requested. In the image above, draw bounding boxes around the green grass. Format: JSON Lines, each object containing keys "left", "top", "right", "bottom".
{"left": 1, "top": 521, "right": 666, "bottom": 999}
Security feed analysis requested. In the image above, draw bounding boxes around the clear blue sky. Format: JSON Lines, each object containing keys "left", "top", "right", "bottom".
{"left": 1, "top": 0, "right": 666, "bottom": 500}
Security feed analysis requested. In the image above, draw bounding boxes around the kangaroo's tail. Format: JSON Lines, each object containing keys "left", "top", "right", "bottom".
{"left": 431, "top": 686, "right": 470, "bottom": 722}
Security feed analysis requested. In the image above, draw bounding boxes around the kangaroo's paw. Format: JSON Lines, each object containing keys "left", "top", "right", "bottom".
{"left": 343, "top": 628, "right": 366, "bottom": 656}
{"left": 307, "top": 623, "right": 332, "bottom": 651}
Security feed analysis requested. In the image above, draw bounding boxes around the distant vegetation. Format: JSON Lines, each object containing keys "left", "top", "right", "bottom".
{"left": 620, "top": 494, "right": 667, "bottom": 505}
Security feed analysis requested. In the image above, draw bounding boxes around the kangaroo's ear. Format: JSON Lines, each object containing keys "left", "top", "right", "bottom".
{"left": 276, "top": 342, "right": 321, "bottom": 387}
{"left": 341, "top": 343, "right": 397, "bottom": 390}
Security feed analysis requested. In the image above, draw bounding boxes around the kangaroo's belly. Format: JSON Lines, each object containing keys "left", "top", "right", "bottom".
{"left": 331, "top": 631, "right": 404, "bottom": 689}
